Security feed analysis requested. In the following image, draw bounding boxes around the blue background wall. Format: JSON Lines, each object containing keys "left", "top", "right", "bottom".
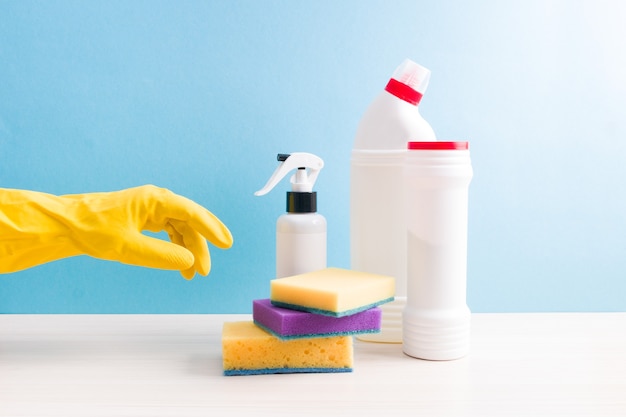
{"left": 1, "top": 0, "right": 625, "bottom": 313}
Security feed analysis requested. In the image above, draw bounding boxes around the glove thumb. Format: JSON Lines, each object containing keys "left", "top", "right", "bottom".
{"left": 119, "top": 233, "right": 196, "bottom": 272}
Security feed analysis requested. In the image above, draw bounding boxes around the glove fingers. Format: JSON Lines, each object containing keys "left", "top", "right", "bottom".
{"left": 179, "top": 267, "right": 196, "bottom": 280}
{"left": 165, "top": 222, "right": 202, "bottom": 280}
{"left": 158, "top": 192, "right": 233, "bottom": 250}
{"left": 165, "top": 223, "right": 184, "bottom": 247}
{"left": 121, "top": 233, "right": 195, "bottom": 272}
{"left": 170, "top": 219, "right": 211, "bottom": 277}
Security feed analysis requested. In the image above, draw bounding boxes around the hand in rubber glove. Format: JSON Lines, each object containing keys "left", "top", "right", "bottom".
{"left": 0, "top": 185, "right": 233, "bottom": 279}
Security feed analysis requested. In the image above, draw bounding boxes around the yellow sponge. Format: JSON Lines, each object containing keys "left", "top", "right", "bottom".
{"left": 270, "top": 267, "right": 395, "bottom": 317}
{"left": 222, "top": 321, "right": 353, "bottom": 376}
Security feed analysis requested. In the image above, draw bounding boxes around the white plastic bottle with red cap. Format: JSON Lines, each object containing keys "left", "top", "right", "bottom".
{"left": 403, "top": 141, "right": 473, "bottom": 360}
{"left": 350, "top": 59, "right": 436, "bottom": 343}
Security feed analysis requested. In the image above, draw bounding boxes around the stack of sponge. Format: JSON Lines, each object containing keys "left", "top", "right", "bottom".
{"left": 222, "top": 267, "right": 395, "bottom": 376}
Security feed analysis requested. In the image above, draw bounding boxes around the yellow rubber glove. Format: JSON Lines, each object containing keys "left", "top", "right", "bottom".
{"left": 0, "top": 185, "right": 233, "bottom": 279}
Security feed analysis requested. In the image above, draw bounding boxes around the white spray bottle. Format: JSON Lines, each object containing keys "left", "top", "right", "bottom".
{"left": 255, "top": 153, "right": 327, "bottom": 278}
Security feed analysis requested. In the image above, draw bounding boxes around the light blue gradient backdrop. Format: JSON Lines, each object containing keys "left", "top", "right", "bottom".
{"left": 1, "top": 1, "right": 625, "bottom": 313}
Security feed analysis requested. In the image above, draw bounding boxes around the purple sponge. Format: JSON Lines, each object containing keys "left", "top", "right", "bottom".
{"left": 252, "top": 298, "right": 382, "bottom": 340}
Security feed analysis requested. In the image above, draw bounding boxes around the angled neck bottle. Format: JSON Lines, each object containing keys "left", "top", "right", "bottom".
{"left": 350, "top": 59, "right": 436, "bottom": 343}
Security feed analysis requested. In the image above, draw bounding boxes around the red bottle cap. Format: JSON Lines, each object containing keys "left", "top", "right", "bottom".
{"left": 408, "top": 141, "right": 469, "bottom": 150}
{"left": 385, "top": 78, "right": 423, "bottom": 105}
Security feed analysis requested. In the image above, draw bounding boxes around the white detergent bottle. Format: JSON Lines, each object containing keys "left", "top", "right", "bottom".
{"left": 255, "top": 153, "right": 327, "bottom": 278}
{"left": 403, "top": 141, "right": 473, "bottom": 360}
{"left": 351, "top": 59, "right": 436, "bottom": 343}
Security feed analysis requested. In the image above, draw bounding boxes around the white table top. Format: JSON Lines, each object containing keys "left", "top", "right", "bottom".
{"left": 1, "top": 313, "right": 625, "bottom": 416}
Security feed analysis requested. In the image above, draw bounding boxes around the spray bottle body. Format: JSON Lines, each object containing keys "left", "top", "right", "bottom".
{"left": 276, "top": 211, "right": 327, "bottom": 278}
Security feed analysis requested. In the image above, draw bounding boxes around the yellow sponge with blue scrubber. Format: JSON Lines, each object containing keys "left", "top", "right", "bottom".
{"left": 222, "top": 321, "right": 353, "bottom": 376}
{"left": 270, "top": 267, "right": 395, "bottom": 317}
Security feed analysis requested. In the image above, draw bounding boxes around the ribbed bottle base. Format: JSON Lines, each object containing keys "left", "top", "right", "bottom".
{"left": 402, "top": 309, "right": 470, "bottom": 360}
